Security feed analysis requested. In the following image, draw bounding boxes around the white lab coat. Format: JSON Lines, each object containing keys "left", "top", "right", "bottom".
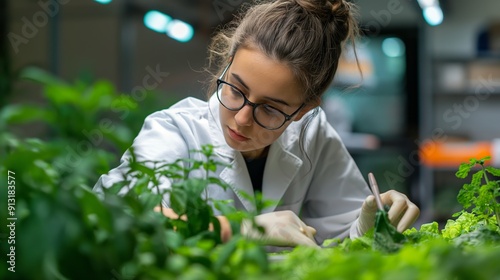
{"left": 94, "top": 94, "right": 371, "bottom": 243}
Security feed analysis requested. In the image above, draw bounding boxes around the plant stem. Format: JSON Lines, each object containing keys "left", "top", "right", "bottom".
{"left": 482, "top": 163, "right": 490, "bottom": 184}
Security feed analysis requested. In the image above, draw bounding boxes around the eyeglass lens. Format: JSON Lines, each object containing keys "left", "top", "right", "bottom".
{"left": 218, "top": 82, "right": 287, "bottom": 129}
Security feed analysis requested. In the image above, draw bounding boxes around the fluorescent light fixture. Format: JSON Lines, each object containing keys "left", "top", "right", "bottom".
{"left": 417, "top": 0, "right": 443, "bottom": 26}
{"left": 417, "top": 0, "right": 437, "bottom": 8}
{"left": 94, "top": 0, "right": 112, "bottom": 4}
{"left": 144, "top": 11, "right": 172, "bottom": 33}
{"left": 382, "top": 37, "right": 406, "bottom": 58}
{"left": 423, "top": 6, "right": 443, "bottom": 26}
{"left": 144, "top": 10, "right": 194, "bottom": 43}
{"left": 166, "top": 20, "right": 194, "bottom": 43}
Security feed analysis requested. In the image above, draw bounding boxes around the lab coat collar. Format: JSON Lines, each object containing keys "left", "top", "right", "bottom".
{"left": 262, "top": 137, "right": 303, "bottom": 212}
{"left": 207, "top": 94, "right": 303, "bottom": 212}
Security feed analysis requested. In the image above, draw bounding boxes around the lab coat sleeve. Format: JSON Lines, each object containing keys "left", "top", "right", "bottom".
{"left": 300, "top": 110, "right": 371, "bottom": 243}
{"left": 93, "top": 109, "right": 191, "bottom": 206}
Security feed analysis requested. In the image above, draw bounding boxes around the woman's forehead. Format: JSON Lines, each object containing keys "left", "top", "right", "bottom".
{"left": 229, "top": 47, "right": 304, "bottom": 104}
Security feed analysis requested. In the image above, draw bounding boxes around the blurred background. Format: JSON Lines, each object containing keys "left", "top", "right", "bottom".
{"left": 2, "top": 0, "right": 500, "bottom": 226}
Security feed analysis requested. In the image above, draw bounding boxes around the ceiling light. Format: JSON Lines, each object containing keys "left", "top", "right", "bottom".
{"left": 166, "top": 20, "right": 194, "bottom": 43}
{"left": 382, "top": 37, "right": 406, "bottom": 58}
{"left": 416, "top": 0, "right": 444, "bottom": 26}
{"left": 417, "top": 0, "right": 437, "bottom": 8}
{"left": 94, "top": 0, "right": 112, "bottom": 4}
{"left": 144, "top": 11, "right": 171, "bottom": 33}
{"left": 423, "top": 6, "right": 443, "bottom": 26}
{"left": 144, "top": 10, "right": 194, "bottom": 43}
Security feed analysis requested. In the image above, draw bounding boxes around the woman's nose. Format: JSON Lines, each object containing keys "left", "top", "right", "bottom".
{"left": 234, "top": 104, "right": 254, "bottom": 127}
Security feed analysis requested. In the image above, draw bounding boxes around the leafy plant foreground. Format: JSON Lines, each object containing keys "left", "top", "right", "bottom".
{"left": 1, "top": 68, "right": 500, "bottom": 279}
{"left": 3, "top": 139, "right": 499, "bottom": 280}
{"left": 272, "top": 157, "right": 500, "bottom": 279}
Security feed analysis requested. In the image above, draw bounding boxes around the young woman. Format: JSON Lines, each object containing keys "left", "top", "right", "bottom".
{"left": 94, "top": 0, "right": 420, "bottom": 247}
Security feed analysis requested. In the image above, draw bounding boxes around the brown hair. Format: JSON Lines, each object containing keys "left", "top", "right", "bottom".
{"left": 206, "top": 0, "right": 360, "bottom": 105}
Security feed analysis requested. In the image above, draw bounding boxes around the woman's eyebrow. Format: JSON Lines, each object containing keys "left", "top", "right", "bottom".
{"left": 231, "top": 73, "right": 291, "bottom": 107}
{"left": 231, "top": 73, "right": 250, "bottom": 91}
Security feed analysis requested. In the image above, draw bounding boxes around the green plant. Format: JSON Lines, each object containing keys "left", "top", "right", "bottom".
{"left": 372, "top": 207, "right": 407, "bottom": 253}
{"left": 0, "top": 139, "right": 270, "bottom": 280}
{"left": 0, "top": 67, "right": 144, "bottom": 191}
{"left": 455, "top": 156, "right": 500, "bottom": 226}
{"left": 3, "top": 67, "right": 500, "bottom": 279}
{"left": 1, "top": 67, "right": 137, "bottom": 149}
{"left": 0, "top": 68, "right": 271, "bottom": 279}
{"left": 270, "top": 157, "right": 500, "bottom": 279}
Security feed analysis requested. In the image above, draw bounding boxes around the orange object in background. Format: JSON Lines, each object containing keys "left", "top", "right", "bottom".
{"left": 419, "top": 139, "right": 500, "bottom": 168}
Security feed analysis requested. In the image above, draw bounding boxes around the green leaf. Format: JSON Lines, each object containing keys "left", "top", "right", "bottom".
{"left": 186, "top": 204, "right": 212, "bottom": 234}
{"left": 83, "top": 80, "right": 116, "bottom": 110}
{"left": 477, "top": 156, "right": 491, "bottom": 165}
{"left": 373, "top": 210, "right": 407, "bottom": 253}
{"left": 0, "top": 104, "right": 55, "bottom": 125}
{"left": 170, "top": 187, "right": 187, "bottom": 215}
{"left": 457, "top": 184, "right": 474, "bottom": 210}
{"left": 19, "top": 66, "right": 67, "bottom": 86}
{"left": 45, "top": 84, "right": 82, "bottom": 106}
{"left": 456, "top": 162, "right": 474, "bottom": 178}
{"left": 419, "top": 221, "right": 440, "bottom": 234}
{"left": 212, "top": 237, "right": 238, "bottom": 272}
{"left": 77, "top": 186, "right": 113, "bottom": 234}
{"left": 138, "top": 192, "right": 163, "bottom": 211}
{"left": 185, "top": 178, "right": 208, "bottom": 198}
{"left": 166, "top": 254, "right": 188, "bottom": 274}
{"left": 164, "top": 230, "right": 183, "bottom": 250}
{"left": 208, "top": 177, "right": 231, "bottom": 191}
{"left": 485, "top": 166, "right": 500, "bottom": 177}
{"left": 203, "top": 161, "right": 217, "bottom": 172}
{"left": 241, "top": 241, "right": 268, "bottom": 271}
{"left": 471, "top": 170, "right": 484, "bottom": 189}
{"left": 200, "top": 144, "right": 214, "bottom": 158}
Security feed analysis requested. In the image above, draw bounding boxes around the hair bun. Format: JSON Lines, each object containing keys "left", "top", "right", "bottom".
{"left": 294, "top": 0, "right": 355, "bottom": 42}
{"left": 295, "top": 0, "right": 351, "bottom": 23}
{"left": 329, "top": 0, "right": 352, "bottom": 22}
{"left": 294, "top": 0, "right": 331, "bottom": 20}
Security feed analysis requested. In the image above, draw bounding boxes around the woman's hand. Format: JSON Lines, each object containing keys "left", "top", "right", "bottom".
{"left": 357, "top": 190, "right": 420, "bottom": 235}
{"left": 153, "top": 207, "right": 318, "bottom": 246}
{"left": 153, "top": 206, "right": 232, "bottom": 242}
{"left": 241, "top": 210, "right": 319, "bottom": 247}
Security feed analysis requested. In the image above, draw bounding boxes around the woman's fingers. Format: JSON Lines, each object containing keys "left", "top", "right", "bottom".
{"left": 299, "top": 225, "right": 317, "bottom": 240}
{"left": 362, "top": 195, "right": 378, "bottom": 212}
{"left": 387, "top": 197, "right": 408, "bottom": 227}
{"left": 380, "top": 190, "right": 420, "bottom": 232}
{"left": 294, "top": 235, "right": 320, "bottom": 247}
{"left": 248, "top": 210, "right": 319, "bottom": 247}
{"left": 304, "top": 225, "right": 317, "bottom": 239}
{"left": 396, "top": 203, "right": 420, "bottom": 232}
{"left": 291, "top": 228, "right": 320, "bottom": 247}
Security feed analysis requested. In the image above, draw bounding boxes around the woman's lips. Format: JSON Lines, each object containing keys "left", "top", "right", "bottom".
{"left": 228, "top": 127, "right": 249, "bottom": 142}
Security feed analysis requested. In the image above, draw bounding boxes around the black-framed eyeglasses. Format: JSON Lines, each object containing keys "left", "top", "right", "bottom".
{"left": 216, "top": 64, "right": 305, "bottom": 130}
